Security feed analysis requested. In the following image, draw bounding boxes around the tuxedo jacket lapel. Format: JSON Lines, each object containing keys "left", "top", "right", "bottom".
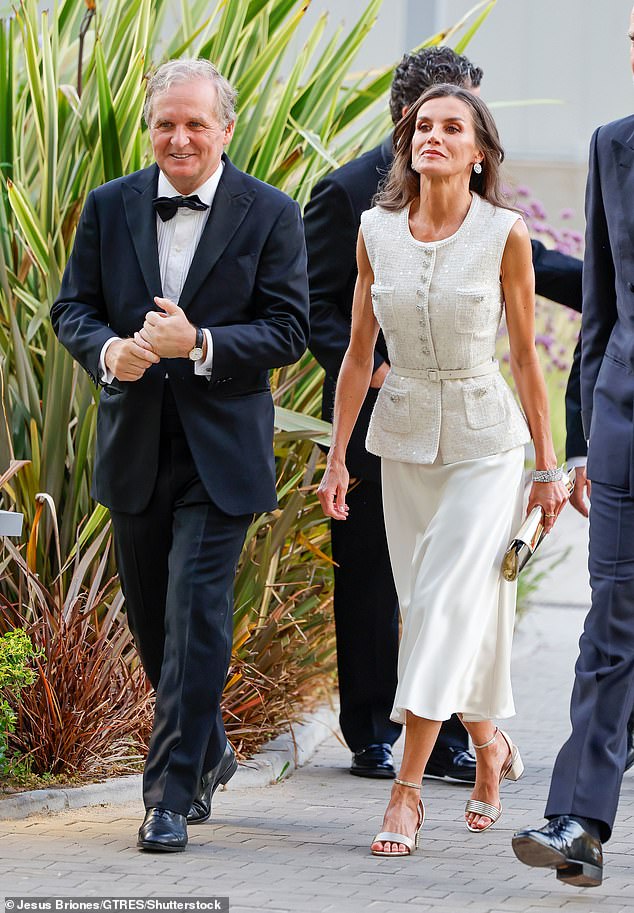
{"left": 122, "top": 165, "right": 163, "bottom": 301}
{"left": 178, "top": 157, "right": 256, "bottom": 311}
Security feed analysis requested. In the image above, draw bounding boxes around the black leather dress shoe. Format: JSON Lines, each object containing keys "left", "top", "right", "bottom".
{"left": 625, "top": 714, "right": 634, "bottom": 773}
{"left": 187, "top": 742, "right": 238, "bottom": 824}
{"left": 424, "top": 747, "right": 477, "bottom": 784}
{"left": 512, "top": 816, "right": 603, "bottom": 887}
{"left": 137, "top": 808, "right": 187, "bottom": 852}
{"left": 350, "top": 743, "right": 395, "bottom": 779}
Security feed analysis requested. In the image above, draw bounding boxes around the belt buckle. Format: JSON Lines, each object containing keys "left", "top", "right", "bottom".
{"left": 427, "top": 368, "right": 440, "bottom": 382}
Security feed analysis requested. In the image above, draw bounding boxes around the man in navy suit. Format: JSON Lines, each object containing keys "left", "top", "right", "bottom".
{"left": 513, "top": 6, "right": 634, "bottom": 887}
{"left": 305, "top": 46, "right": 584, "bottom": 782}
{"left": 52, "top": 59, "right": 309, "bottom": 852}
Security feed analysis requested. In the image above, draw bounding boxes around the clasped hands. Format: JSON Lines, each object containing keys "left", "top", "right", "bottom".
{"left": 104, "top": 297, "right": 197, "bottom": 382}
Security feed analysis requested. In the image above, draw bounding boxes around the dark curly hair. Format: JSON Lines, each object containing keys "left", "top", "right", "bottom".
{"left": 389, "top": 46, "right": 483, "bottom": 124}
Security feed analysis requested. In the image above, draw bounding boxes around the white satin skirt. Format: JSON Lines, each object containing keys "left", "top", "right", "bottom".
{"left": 381, "top": 446, "right": 525, "bottom": 724}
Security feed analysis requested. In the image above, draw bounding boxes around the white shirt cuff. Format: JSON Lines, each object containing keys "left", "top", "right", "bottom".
{"left": 99, "top": 336, "right": 120, "bottom": 384}
{"left": 194, "top": 329, "right": 213, "bottom": 378}
{"left": 566, "top": 456, "right": 588, "bottom": 471}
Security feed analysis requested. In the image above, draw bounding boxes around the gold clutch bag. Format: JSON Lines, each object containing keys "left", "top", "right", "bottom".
{"left": 501, "top": 468, "right": 576, "bottom": 582}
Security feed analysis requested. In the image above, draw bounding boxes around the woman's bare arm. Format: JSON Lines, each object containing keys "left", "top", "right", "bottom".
{"left": 502, "top": 219, "right": 569, "bottom": 531}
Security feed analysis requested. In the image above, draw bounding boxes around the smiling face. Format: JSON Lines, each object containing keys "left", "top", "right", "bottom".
{"left": 410, "top": 96, "right": 483, "bottom": 179}
{"left": 149, "top": 78, "right": 234, "bottom": 195}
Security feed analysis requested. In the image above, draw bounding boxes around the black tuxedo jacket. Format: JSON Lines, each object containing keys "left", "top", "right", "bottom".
{"left": 582, "top": 116, "right": 634, "bottom": 492}
{"left": 305, "top": 139, "right": 583, "bottom": 482}
{"left": 52, "top": 156, "right": 309, "bottom": 515}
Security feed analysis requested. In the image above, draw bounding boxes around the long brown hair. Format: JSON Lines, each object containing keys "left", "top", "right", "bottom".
{"left": 375, "top": 83, "right": 512, "bottom": 212}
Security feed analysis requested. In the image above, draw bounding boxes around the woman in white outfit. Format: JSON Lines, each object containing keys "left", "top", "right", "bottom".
{"left": 318, "top": 84, "right": 569, "bottom": 856}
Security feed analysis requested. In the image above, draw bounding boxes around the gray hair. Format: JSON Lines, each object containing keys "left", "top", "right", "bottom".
{"left": 144, "top": 59, "right": 237, "bottom": 128}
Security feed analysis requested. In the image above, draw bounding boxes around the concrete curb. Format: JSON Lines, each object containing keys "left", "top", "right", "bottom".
{"left": 0, "top": 703, "right": 340, "bottom": 820}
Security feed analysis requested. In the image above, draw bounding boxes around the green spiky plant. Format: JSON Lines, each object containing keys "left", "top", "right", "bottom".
{"left": 0, "top": 0, "right": 497, "bottom": 776}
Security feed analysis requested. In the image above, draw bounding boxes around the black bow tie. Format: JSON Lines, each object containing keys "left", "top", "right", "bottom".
{"left": 152, "top": 194, "right": 209, "bottom": 222}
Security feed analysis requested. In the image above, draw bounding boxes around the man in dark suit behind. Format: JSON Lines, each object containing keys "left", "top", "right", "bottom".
{"left": 305, "top": 46, "right": 584, "bottom": 781}
{"left": 51, "top": 59, "right": 309, "bottom": 852}
{"left": 512, "top": 5, "right": 634, "bottom": 887}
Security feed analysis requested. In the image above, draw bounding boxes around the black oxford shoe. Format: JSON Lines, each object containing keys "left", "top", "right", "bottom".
{"left": 137, "top": 808, "right": 187, "bottom": 852}
{"left": 187, "top": 742, "right": 238, "bottom": 825}
{"left": 350, "top": 743, "right": 395, "bottom": 779}
{"left": 424, "top": 746, "right": 476, "bottom": 784}
{"left": 625, "top": 713, "right": 634, "bottom": 773}
{"left": 512, "top": 816, "right": 603, "bottom": 887}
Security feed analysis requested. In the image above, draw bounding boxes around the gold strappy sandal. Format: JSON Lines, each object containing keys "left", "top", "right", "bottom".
{"left": 465, "top": 728, "right": 524, "bottom": 833}
{"left": 371, "top": 777, "right": 425, "bottom": 857}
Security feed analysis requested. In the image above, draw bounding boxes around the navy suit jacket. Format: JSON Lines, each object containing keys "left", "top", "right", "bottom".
{"left": 306, "top": 138, "right": 583, "bottom": 481}
{"left": 51, "top": 156, "right": 309, "bottom": 515}
{"left": 581, "top": 116, "right": 634, "bottom": 492}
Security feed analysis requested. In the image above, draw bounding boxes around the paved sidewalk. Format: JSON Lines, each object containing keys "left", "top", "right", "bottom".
{"left": 1, "top": 519, "right": 633, "bottom": 911}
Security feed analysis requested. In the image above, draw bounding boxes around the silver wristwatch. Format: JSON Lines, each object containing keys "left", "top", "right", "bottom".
{"left": 188, "top": 326, "right": 204, "bottom": 362}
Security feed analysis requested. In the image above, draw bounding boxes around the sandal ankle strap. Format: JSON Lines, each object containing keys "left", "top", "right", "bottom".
{"left": 394, "top": 777, "right": 421, "bottom": 789}
{"left": 472, "top": 727, "right": 499, "bottom": 751}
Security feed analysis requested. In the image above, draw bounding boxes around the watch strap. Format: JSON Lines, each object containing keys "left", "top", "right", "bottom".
{"left": 188, "top": 326, "right": 204, "bottom": 361}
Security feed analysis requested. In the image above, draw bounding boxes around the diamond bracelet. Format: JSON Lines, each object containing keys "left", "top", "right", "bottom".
{"left": 532, "top": 467, "right": 564, "bottom": 483}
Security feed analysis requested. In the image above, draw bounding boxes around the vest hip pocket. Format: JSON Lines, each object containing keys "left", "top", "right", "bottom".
{"left": 463, "top": 383, "right": 505, "bottom": 429}
{"left": 377, "top": 384, "right": 411, "bottom": 433}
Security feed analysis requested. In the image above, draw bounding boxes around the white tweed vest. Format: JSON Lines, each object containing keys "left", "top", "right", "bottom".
{"left": 360, "top": 194, "right": 531, "bottom": 464}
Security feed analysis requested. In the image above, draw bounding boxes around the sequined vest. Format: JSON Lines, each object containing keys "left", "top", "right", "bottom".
{"left": 360, "top": 194, "right": 531, "bottom": 464}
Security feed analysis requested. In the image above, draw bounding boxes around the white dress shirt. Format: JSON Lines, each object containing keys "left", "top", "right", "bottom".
{"left": 99, "top": 161, "right": 224, "bottom": 382}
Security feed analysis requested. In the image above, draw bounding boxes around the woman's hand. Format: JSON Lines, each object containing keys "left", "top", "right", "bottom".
{"left": 317, "top": 457, "right": 350, "bottom": 521}
{"left": 526, "top": 480, "right": 570, "bottom": 534}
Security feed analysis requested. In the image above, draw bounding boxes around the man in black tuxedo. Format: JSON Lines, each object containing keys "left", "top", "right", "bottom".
{"left": 512, "top": 6, "right": 634, "bottom": 887}
{"left": 51, "top": 59, "right": 309, "bottom": 852}
{"left": 305, "top": 46, "right": 584, "bottom": 781}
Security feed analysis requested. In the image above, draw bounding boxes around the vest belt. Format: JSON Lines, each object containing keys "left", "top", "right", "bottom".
{"left": 391, "top": 359, "right": 499, "bottom": 382}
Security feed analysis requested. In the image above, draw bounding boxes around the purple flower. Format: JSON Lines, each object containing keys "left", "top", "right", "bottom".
{"left": 535, "top": 333, "right": 554, "bottom": 351}
{"left": 555, "top": 241, "right": 572, "bottom": 255}
{"left": 560, "top": 208, "right": 575, "bottom": 220}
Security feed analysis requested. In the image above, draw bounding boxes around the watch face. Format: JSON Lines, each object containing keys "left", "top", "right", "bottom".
{"left": 189, "top": 347, "right": 204, "bottom": 361}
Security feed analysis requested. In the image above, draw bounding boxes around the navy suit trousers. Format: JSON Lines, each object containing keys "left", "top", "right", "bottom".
{"left": 545, "top": 479, "right": 634, "bottom": 841}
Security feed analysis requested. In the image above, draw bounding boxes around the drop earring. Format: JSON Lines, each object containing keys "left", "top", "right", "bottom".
{"left": 473, "top": 162, "right": 483, "bottom": 174}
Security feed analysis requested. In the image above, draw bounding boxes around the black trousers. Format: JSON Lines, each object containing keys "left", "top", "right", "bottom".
{"left": 111, "top": 420, "right": 251, "bottom": 816}
{"left": 545, "top": 479, "right": 634, "bottom": 842}
{"left": 331, "top": 478, "right": 468, "bottom": 754}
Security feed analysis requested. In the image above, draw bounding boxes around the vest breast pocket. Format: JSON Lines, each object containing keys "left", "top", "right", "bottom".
{"left": 463, "top": 383, "right": 505, "bottom": 430}
{"left": 377, "top": 383, "right": 411, "bottom": 433}
{"left": 370, "top": 284, "right": 396, "bottom": 331}
{"left": 454, "top": 288, "right": 493, "bottom": 335}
